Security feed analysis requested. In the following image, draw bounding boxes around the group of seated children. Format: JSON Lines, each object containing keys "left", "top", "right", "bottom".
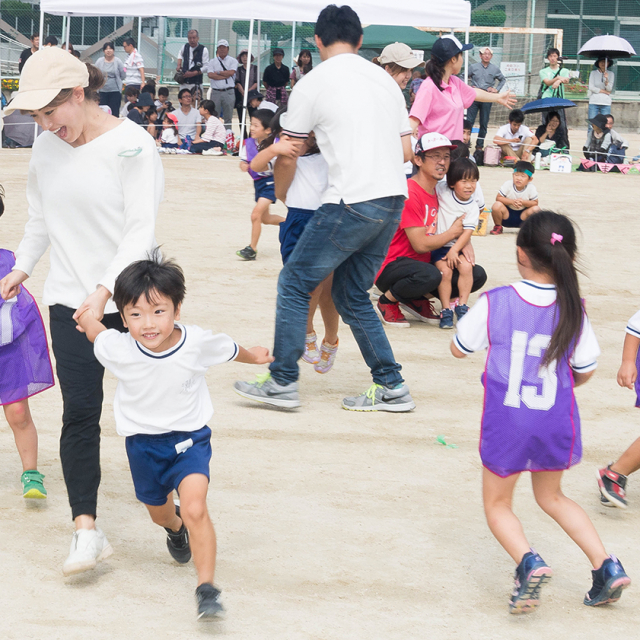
{"left": 584, "top": 113, "right": 628, "bottom": 164}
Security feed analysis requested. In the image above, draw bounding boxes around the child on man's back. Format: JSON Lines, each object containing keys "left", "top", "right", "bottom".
{"left": 490, "top": 160, "right": 541, "bottom": 235}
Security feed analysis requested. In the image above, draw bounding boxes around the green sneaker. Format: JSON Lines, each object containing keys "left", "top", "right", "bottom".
{"left": 21, "top": 470, "right": 47, "bottom": 499}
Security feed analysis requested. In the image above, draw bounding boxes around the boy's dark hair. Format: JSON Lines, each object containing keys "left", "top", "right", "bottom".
{"left": 547, "top": 47, "right": 561, "bottom": 59}
{"left": 102, "top": 41, "right": 115, "bottom": 51}
{"left": 450, "top": 139, "right": 470, "bottom": 161}
{"left": 124, "top": 85, "right": 140, "bottom": 98}
{"left": 123, "top": 37, "right": 136, "bottom": 48}
{"left": 446, "top": 158, "right": 479, "bottom": 188}
{"left": 463, "top": 119, "right": 473, "bottom": 132}
{"left": 44, "top": 35, "right": 58, "bottom": 46}
{"left": 71, "top": 50, "right": 81, "bottom": 58}
{"left": 509, "top": 109, "right": 525, "bottom": 124}
{"left": 199, "top": 99, "right": 218, "bottom": 117}
{"left": 113, "top": 248, "right": 186, "bottom": 313}
{"left": 514, "top": 160, "right": 535, "bottom": 175}
{"left": 158, "top": 87, "right": 169, "bottom": 97}
{"left": 606, "top": 114, "right": 614, "bottom": 124}
{"left": 315, "top": 5, "right": 363, "bottom": 48}
{"left": 517, "top": 211, "right": 581, "bottom": 368}
{"left": 178, "top": 88, "right": 192, "bottom": 100}
{"left": 141, "top": 84, "right": 156, "bottom": 96}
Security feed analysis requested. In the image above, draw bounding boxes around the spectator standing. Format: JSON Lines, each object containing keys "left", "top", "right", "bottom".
{"left": 290, "top": 49, "right": 313, "bottom": 87}
{"left": 235, "top": 50, "right": 258, "bottom": 126}
{"left": 44, "top": 35, "right": 58, "bottom": 47}
{"left": 176, "top": 29, "right": 209, "bottom": 94}
{"left": 174, "top": 88, "right": 203, "bottom": 141}
{"left": 123, "top": 37, "right": 145, "bottom": 89}
{"left": 234, "top": 5, "right": 416, "bottom": 412}
{"left": 539, "top": 47, "right": 569, "bottom": 98}
{"left": 207, "top": 39, "right": 238, "bottom": 130}
{"left": 410, "top": 35, "right": 514, "bottom": 142}
{"left": 263, "top": 48, "right": 290, "bottom": 108}
{"left": 18, "top": 34, "right": 39, "bottom": 73}
{"left": 466, "top": 46, "right": 506, "bottom": 150}
{"left": 95, "top": 42, "right": 126, "bottom": 118}
{"left": 587, "top": 58, "right": 614, "bottom": 134}
{"left": 373, "top": 42, "right": 424, "bottom": 90}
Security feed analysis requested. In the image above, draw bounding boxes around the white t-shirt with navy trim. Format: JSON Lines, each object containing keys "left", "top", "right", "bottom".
{"left": 454, "top": 280, "right": 600, "bottom": 373}
{"left": 496, "top": 123, "right": 534, "bottom": 150}
{"left": 627, "top": 309, "right": 640, "bottom": 339}
{"left": 435, "top": 180, "right": 480, "bottom": 247}
{"left": 498, "top": 179, "right": 538, "bottom": 211}
{"left": 94, "top": 323, "right": 238, "bottom": 437}
{"left": 285, "top": 152, "right": 329, "bottom": 211}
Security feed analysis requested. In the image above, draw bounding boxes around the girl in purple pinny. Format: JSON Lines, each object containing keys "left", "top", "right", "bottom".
{"left": 0, "top": 186, "right": 55, "bottom": 499}
{"left": 451, "top": 211, "right": 631, "bottom": 613}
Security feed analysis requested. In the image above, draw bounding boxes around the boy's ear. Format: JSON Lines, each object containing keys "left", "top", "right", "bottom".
{"left": 120, "top": 313, "right": 128, "bottom": 329}
{"left": 174, "top": 303, "right": 181, "bottom": 321}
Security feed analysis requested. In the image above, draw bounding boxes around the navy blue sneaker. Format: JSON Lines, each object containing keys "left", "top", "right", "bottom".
{"left": 165, "top": 504, "right": 191, "bottom": 564}
{"left": 509, "top": 550, "right": 553, "bottom": 614}
{"left": 454, "top": 304, "right": 469, "bottom": 321}
{"left": 584, "top": 556, "right": 631, "bottom": 606}
{"left": 439, "top": 308, "right": 454, "bottom": 330}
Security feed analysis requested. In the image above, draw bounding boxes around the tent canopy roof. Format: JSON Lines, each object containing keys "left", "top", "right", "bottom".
{"left": 40, "top": 0, "right": 471, "bottom": 28}
{"left": 361, "top": 25, "right": 437, "bottom": 51}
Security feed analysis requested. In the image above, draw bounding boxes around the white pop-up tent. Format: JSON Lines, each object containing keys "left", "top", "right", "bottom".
{"left": 39, "top": 0, "right": 471, "bottom": 139}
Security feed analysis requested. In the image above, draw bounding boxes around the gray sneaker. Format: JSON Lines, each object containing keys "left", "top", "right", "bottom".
{"left": 234, "top": 372, "right": 300, "bottom": 408}
{"left": 342, "top": 383, "right": 416, "bottom": 412}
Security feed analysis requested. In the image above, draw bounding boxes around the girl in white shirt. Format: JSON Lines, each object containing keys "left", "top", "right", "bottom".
{"left": 159, "top": 112, "right": 181, "bottom": 150}
{"left": 191, "top": 99, "right": 226, "bottom": 154}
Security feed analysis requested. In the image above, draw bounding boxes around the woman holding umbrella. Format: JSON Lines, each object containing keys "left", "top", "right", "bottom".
{"left": 588, "top": 58, "right": 614, "bottom": 122}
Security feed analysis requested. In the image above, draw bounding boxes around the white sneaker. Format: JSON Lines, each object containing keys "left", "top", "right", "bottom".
{"left": 63, "top": 527, "right": 114, "bottom": 576}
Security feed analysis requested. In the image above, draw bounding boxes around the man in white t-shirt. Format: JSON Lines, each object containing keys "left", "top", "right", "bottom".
{"left": 234, "top": 5, "right": 415, "bottom": 413}
{"left": 174, "top": 89, "right": 203, "bottom": 141}
{"left": 123, "top": 37, "right": 145, "bottom": 89}
{"left": 176, "top": 29, "right": 210, "bottom": 94}
{"left": 493, "top": 108, "right": 534, "bottom": 161}
{"left": 207, "top": 39, "right": 238, "bottom": 130}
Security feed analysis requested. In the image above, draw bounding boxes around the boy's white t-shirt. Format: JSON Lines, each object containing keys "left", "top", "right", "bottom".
{"left": 285, "top": 153, "right": 329, "bottom": 211}
{"left": 626, "top": 309, "right": 640, "bottom": 338}
{"left": 93, "top": 324, "right": 238, "bottom": 437}
{"left": 454, "top": 280, "right": 600, "bottom": 372}
{"left": 496, "top": 123, "right": 534, "bottom": 150}
{"left": 499, "top": 179, "right": 538, "bottom": 211}
{"left": 161, "top": 128, "right": 179, "bottom": 145}
{"left": 435, "top": 181, "right": 480, "bottom": 247}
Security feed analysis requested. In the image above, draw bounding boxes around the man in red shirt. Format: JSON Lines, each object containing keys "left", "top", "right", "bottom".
{"left": 375, "top": 133, "right": 487, "bottom": 326}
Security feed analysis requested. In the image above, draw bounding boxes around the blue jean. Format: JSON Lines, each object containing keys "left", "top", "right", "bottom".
{"left": 466, "top": 101, "right": 492, "bottom": 148}
{"left": 269, "top": 196, "right": 405, "bottom": 387}
{"left": 587, "top": 103, "right": 611, "bottom": 135}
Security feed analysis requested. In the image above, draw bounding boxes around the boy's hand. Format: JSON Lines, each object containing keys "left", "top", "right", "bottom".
{"left": 239, "top": 161, "right": 249, "bottom": 172}
{"left": 617, "top": 361, "right": 637, "bottom": 389}
{"left": 247, "top": 346, "right": 274, "bottom": 365}
{"left": 512, "top": 199, "right": 523, "bottom": 209}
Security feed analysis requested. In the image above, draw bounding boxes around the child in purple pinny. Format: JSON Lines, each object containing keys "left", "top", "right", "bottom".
{"left": 0, "top": 186, "right": 54, "bottom": 499}
{"left": 595, "top": 309, "right": 640, "bottom": 509}
{"left": 451, "top": 211, "right": 631, "bottom": 613}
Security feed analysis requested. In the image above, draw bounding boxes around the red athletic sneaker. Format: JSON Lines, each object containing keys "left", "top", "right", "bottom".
{"left": 490, "top": 225, "right": 503, "bottom": 235}
{"left": 399, "top": 298, "right": 439, "bottom": 322}
{"left": 375, "top": 301, "right": 410, "bottom": 327}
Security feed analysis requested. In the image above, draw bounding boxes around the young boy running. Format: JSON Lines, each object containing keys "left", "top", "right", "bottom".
{"left": 76, "top": 250, "right": 272, "bottom": 620}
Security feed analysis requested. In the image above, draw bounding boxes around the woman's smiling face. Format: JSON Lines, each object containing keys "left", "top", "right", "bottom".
{"left": 29, "top": 87, "right": 87, "bottom": 145}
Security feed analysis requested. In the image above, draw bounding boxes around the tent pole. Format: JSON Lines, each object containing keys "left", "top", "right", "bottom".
{"left": 464, "top": 27, "right": 469, "bottom": 84}
{"left": 66, "top": 15, "right": 71, "bottom": 50}
{"left": 240, "top": 19, "right": 254, "bottom": 144}
{"left": 34, "top": 10, "right": 46, "bottom": 141}
{"left": 61, "top": 15, "right": 67, "bottom": 46}
{"left": 137, "top": 17, "right": 142, "bottom": 54}
{"left": 291, "top": 21, "right": 296, "bottom": 69}
{"left": 214, "top": 19, "right": 219, "bottom": 48}
{"left": 256, "top": 20, "right": 261, "bottom": 89}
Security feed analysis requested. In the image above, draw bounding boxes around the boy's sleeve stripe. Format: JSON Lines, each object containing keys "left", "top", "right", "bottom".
{"left": 227, "top": 342, "right": 239, "bottom": 361}
{"left": 499, "top": 190, "right": 508, "bottom": 197}
{"left": 571, "top": 361, "right": 597, "bottom": 372}
{"left": 454, "top": 335, "right": 474, "bottom": 354}
{"left": 626, "top": 325, "right": 640, "bottom": 338}
{"left": 281, "top": 129, "right": 309, "bottom": 139}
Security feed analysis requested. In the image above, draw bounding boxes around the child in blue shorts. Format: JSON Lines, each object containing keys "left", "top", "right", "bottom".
{"left": 236, "top": 109, "right": 285, "bottom": 261}
{"left": 76, "top": 250, "right": 273, "bottom": 621}
{"left": 490, "top": 160, "right": 541, "bottom": 235}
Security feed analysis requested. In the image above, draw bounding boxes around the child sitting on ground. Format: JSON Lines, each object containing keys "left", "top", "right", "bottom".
{"left": 432, "top": 158, "right": 481, "bottom": 329}
{"left": 583, "top": 114, "right": 612, "bottom": 163}
{"left": 155, "top": 86, "right": 169, "bottom": 110}
{"left": 119, "top": 85, "right": 139, "bottom": 117}
{"left": 146, "top": 106, "right": 158, "bottom": 139}
{"left": 493, "top": 109, "right": 534, "bottom": 161}
{"left": 158, "top": 112, "right": 181, "bottom": 151}
{"left": 462, "top": 119, "right": 472, "bottom": 147}
{"left": 191, "top": 100, "right": 226, "bottom": 155}
{"left": 490, "top": 160, "right": 540, "bottom": 235}
{"left": 127, "top": 92, "right": 154, "bottom": 126}
{"left": 75, "top": 250, "right": 273, "bottom": 621}
{"left": 605, "top": 114, "right": 628, "bottom": 164}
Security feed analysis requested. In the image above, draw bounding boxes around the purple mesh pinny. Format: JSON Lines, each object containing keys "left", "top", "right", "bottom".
{"left": 635, "top": 348, "right": 640, "bottom": 409}
{"left": 0, "top": 249, "right": 54, "bottom": 406}
{"left": 481, "top": 285, "right": 581, "bottom": 477}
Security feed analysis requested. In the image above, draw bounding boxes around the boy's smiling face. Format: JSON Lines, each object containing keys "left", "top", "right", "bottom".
{"left": 121, "top": 290, "right": 181, "bottom": 353}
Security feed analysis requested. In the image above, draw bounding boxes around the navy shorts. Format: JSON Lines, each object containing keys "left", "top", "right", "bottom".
{"left": 279, "top": 207, "right": 315, "bottom": 264}
{"left": 503, "top": 206, "right": 524, "bottom": 228}
{"left": 430, "top": 245, "right": 451, "bottom": 264}
{"left": 125, "top": 425, "right": 212, "bottom": 506}
{"left": 254, "top": 176, "right": 276, "bottom": 203}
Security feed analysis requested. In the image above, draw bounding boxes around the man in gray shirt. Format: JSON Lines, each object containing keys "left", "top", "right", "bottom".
{"left": 466, "top": 47, "right": 506, "bottom": 150}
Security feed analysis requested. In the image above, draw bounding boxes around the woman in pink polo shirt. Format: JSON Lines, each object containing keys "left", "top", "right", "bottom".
{"left": 410, "top": 35, "right": 515, "bottom": 141}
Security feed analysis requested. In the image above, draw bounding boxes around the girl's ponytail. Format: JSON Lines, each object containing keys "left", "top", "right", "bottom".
{"left": 517, "top": 211, "right": 582, "bottom": 367}
{"left": 425, "top": 54, "right": 447, "bottom": 92}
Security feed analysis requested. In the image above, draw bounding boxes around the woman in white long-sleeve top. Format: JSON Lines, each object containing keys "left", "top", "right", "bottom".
{"left": 587, "top": 58, "right": 614, "bottom": 134}
{"left": 0, "top": 47, "right": 163, "bottom": 576}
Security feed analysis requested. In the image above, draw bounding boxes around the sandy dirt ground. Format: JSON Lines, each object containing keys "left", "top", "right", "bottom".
{"left": 1, "top": 126, "right": 640, "bottom": 640}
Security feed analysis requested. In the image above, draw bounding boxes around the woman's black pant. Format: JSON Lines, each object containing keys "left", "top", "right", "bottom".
{"left": 99, "top": 91, "right": 122, "bottom": 118}
{"left": 49, "top": 305, "right": 126, "bottom": 520}
{"left": 375, "top": 257, "right": 487, "bottom": 304}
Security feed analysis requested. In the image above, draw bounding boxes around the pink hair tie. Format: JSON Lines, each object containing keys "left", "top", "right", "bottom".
{"left": 550, "top": 233, "right": 563, "bottom": 245}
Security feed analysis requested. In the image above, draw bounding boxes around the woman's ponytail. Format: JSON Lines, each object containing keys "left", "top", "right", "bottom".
{"left": 425, "top": 54, "right": 446, "bottom": 92}
{"left": 516, "top": 211, "right": 582, "bottom": 367}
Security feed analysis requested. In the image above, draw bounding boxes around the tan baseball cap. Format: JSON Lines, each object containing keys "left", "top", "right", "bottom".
{"left": 373, "top": 42, "right": 424, "bottom": 69}
{"left": 4, "top": 46, "right": 88, "bottom": 115}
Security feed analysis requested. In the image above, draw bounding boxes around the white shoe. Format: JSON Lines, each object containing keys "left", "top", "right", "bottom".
{"left": 210, "top": 148, "right": 223, "bottom": 156}
{"left": 63, "top": 527, "right": 114, "bottom": 576}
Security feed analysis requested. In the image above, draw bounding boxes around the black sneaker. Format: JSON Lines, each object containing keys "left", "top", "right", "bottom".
{"left": 454, "top": 304, "right": 469, "bottom": 321}
{"left": 165, "top": 505, "right": 191, "bottom": 563}
{"left": 236, "top": 245, "right": 257, "bottom": 260}
{"left": 509, "top": 550, "right": 553, "bottom": 614}
{"left": 596, "top": 465, "right": 628, "bottom": 509}
{"left": 584, "top": 556, "right": 631, "bottom": 606}
{"left": 196, "top": 583, "right": 225, "bottom": 620}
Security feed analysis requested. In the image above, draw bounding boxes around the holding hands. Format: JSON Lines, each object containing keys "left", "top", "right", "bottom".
{"left": 0, "top": 268, "right": 28, "bottom": 300}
